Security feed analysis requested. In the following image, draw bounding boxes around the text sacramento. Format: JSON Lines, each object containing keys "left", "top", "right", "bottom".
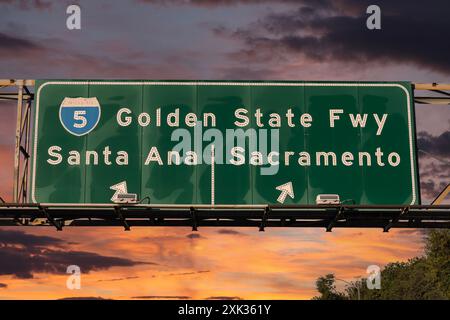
{"left": 46, "top": 145, "right": 401, "bottom": 167}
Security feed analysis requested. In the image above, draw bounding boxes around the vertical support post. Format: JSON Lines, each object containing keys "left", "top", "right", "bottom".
{"left": 19, "top": 98, "right": 32, "bottom": 203}
{"left": 13, "top": 81, "right": 24, "bottom": 203}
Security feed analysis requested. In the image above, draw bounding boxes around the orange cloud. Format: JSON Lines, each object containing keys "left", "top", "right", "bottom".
{"left": 0, "top": 226, "right": 423, "bottom": 300}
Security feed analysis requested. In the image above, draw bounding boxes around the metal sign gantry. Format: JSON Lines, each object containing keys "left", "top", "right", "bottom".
{"left": 0, "top": 203, "right": 449, "bottom": 231}
{"left": 0, "top": 80, "right": 449, "bottom": 231}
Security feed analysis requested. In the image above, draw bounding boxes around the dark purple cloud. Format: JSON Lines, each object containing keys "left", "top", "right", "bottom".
{"left": 0, "top": 283, "right": 7, "bottom": 288}
{"left": 417, "top": 130, "right": 449, "bottom": 201}
{"left": 0, "top": 230, "right": 155, "bottom": 278}
{"left": 0, "top": 0, "right": 54, "bottom": 10}
{"left": 213, "top": 0, "right": 450, "bottom": 74}
{"left": 0, "top": 32, "right": 199, "bottom": 78}
{"left": 0, "top": 230, "right": 65, "bottom": 247}
{"left": 138, "top": 0, "right": 299, "bottom": 6}
{"left": 418, "top": 149, "right": 450, "bottom": 202}
{"left": 186, "top": 233, "right": 202, "bottom": 239}
{"left": 216, "top": 229, "right": 244, "bottom": 235}
{"left": 417, "top": 131, "right": 450, "bottom": 157}
{"left": 0, "top": 32, "right": 41, "bottom": 51}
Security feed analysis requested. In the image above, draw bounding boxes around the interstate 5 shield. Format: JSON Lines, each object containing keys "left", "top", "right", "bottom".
{"left": 59, "top": 97, "right": 101, "bottom": 136}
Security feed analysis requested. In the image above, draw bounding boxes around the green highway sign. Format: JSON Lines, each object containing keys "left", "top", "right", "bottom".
{"left": 31, "top": 80, "right": 420, "bottom": 205}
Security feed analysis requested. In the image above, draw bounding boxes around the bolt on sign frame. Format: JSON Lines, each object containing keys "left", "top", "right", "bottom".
{"left": 0, "top": 80, "right": 449, "bottom": 230}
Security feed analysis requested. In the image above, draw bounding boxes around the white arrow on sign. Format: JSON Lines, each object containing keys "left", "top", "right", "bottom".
{"left": 276, "top": 181, "right": 294, "bottom": 204}
{"left": 110, "top": 181, "right": 128, "bottom": 202}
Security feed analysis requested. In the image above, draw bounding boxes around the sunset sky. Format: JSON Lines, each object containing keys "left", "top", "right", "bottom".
{"left": 0, "top": 0, "right": 449, "bottom": 299}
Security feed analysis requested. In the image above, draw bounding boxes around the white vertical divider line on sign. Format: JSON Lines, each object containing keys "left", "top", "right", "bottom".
{"left": 211, "top": 144, "right": 215, "bottom": 206}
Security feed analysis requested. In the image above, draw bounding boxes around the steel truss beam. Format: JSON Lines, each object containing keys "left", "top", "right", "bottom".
{"left": 414, "top": 83, "right": 450, "bottom": 105}
{"left": 0, "top": 80, "right": 35, "bottom": 203}
{"left": 0, "top": 204, "right": 448, "bottom": 231}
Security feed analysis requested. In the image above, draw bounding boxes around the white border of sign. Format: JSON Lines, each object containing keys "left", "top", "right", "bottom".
{"left": 31, "top": 81, "right": 418, "bottom": 205}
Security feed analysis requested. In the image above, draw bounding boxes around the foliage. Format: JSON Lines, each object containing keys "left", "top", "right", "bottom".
{"left": 312, "top": 274, "right": 347, "bottom": 300}
{"left": 313, "top": 230, "right": 450, "bottom": 300}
